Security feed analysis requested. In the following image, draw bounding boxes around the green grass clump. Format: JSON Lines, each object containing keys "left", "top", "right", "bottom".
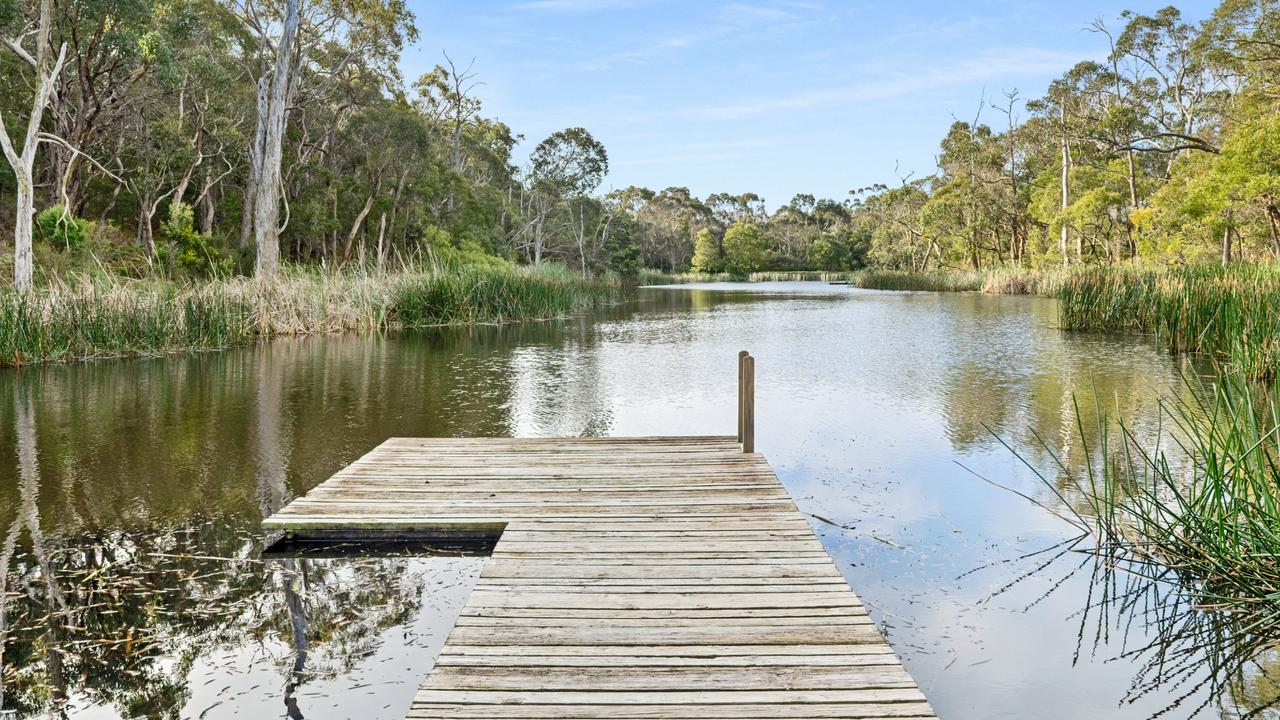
{"left": 390, "top": 266, "right": 622, "bottom": 326}
{"left": 852, "top": 269, "right": 986, "bottom": 292}
{"left": 0, "top": 265, "right": 625, "bottom": 367}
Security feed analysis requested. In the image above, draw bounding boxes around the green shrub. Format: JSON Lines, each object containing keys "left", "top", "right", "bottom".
{"left": 162, "top": 202, "right": 228, "bottom": 277}
{"left": 34, "top": 206, "right": 90, "bottom": 251}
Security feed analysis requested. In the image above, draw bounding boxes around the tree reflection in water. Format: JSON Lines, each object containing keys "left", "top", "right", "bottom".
{"left": 0, "top": 349, "right": 481, "bottom": 719}
{"left": 0, "top": 516, "right": 471, "bottom": 718}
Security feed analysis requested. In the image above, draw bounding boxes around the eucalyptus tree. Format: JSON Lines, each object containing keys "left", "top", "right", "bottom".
{"left": 525, "top": 126, "right": 607, "bottom": 265}
{"left": 231, "top": 0, "right": 416, "bottom": 276}
{"left": 1203, "top": 0, "right": 1280, "bottom": 100}
{"left": 0, "top": 0, "right": 68, "bottom": 292}
{"left": 856, "top": 182, "right": 937, "bottom": 270}
{"left": 637, "top": 186, "right": 711, "bottom": 271}
{"left": 1115, "top": 6, "right": 1225, "bottom": 162}
{"left": 45, "top": 0, "right": 178, "bottom": 216}
{"left": 414, "top": 56, "right": 482, "bottom": 192}
{"left": 706, "top": 191, "right": 766, "bottom": 229}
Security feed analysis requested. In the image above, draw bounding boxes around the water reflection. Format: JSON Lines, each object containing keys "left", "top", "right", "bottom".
{"left": 0, "top": 353, "right": 484, "bottom": 719}
{"left": 0, "top": 282, "right": 1270, "bottom": 719}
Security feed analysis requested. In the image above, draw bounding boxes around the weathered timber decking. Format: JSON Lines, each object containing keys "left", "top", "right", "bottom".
{"left": 263, "top": 436, "right": 937, "bottom": 719}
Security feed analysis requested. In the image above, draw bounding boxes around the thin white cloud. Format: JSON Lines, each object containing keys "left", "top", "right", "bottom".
{"left": 511, "top": 0, "right": 640, "bottom": 11}
{"left": 575, "top": 1, "right": 824, "bottom": 71}
{"left": 718, "top": 2, "right": 801, "bottom": 24}
{"left": 687, "top": 47, "right": 1087, "bottom": 120}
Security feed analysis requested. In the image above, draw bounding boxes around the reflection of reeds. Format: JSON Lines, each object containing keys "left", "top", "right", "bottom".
{"left": 0, "top": 265, "right": 626, "bottom": 367}
{"left": 996, "top": 375, "right": 1280, "bottom": 717}
{"left": 637, "top": 269, "right": 860, "bottom": 284}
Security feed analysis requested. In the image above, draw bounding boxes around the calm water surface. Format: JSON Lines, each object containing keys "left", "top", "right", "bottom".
{"left": 0, "top": 282, "right": 1272, "bottom": 719}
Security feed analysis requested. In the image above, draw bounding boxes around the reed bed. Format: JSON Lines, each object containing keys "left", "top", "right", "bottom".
{"left": 1058, "top": 264, "right": 1280, "bottom": 378}
{"left": 852, "top": 266, "right": 1074, "bottom": 294}
{"left": 637, "top": 269, "right": 860, "bottom": 285}
{"left": 996, "top": 375, "right": 1280, "bottom": 716}
{"left": 0, "top": 265, "right": 625, "bottom": 367}
{"left": 851, "top": 269, "right": 986, "bottom": 292}
{"left": 640, "top": 265, "right": 1075, "bottom": 293}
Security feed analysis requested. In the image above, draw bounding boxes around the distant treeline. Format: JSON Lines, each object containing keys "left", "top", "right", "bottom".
{"left": 1, "top": 0, "right": 1278, "bottom": 288}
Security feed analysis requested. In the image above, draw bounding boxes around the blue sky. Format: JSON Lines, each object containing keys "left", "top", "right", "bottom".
{"left": 403, "top": 0, "right": 1217, "bottom": 210}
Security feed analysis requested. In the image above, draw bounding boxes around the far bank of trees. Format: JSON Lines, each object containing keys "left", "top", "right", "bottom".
{"left": 857, "top": 2, "right": 1280, "bottom": 271}
{"left": 2, "top": 0, "right": 1279, "bottom": 287}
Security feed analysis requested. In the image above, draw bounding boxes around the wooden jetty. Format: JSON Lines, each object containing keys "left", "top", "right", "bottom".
{"left": 263, "top": 352, "right": 936, "bottom": 719}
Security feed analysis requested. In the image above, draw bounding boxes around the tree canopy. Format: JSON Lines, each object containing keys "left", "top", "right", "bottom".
{"left": 2, "top": 0, "right": 1280, "bottom": 285}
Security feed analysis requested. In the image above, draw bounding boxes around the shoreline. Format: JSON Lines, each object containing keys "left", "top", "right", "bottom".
{"left": 0, "top": 265, "right": 628, "bottom": 369}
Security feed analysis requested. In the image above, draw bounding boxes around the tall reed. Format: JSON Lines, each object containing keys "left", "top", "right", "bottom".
{"left": 1013, "top": 375, "right": 1280, "bottom": 641}
{"left": 852, "top": 269, "right": 986, "bottom": 292}
{"left": 0, "top": 265, "right": 625, "bottom": 367}
{"left": 1058, "top": 265, "right": 1280, "bottom": 378}
{"left": 637, "top": 269, "right": 860, "bottom": 285}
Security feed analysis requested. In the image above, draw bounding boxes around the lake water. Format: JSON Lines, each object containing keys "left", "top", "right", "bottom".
{"left": 0, "top": 282, "right": 1272, "bottom": 719}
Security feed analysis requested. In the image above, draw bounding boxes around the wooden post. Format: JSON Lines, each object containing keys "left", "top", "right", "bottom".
{"left": 737, "top": 350, "right": 748, "bottom": 443}
{"left": 741, "top": 354, "right": 755, "bottom": 453}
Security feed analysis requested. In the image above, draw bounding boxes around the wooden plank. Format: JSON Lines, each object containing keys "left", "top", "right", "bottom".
{"left": 260, "top": 436, "right": 936, "bottom": 720}
{"left": 411, "top": 689, "right": 930, "bottom": 705}
{"left": 442, "top": 626, "right": 884, "bottom": 646}
{"left": 419, "top": 665, "right": 919, "bottom": 691}
{"left": 406, "top": 703, "right": 934, "bottom": 719}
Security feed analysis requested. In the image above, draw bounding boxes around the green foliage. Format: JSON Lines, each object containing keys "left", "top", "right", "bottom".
{"left": 530, "top": 127, "right": 609, "bottom": 197}
{"left": 602, "top": 217, "right": 641, "bottom": 279}
{"left": 807, "top": 232, "right": 866, "bottom": 271}
{"left": 162, "top": 202, "right": 228, "bottom": 277}
{"left": 722, "top": 222, "right": 770, "bottom": 276}
{"left": 690, "top": 228, "right": 720, "bottom": 273}
{"left": 423, "top": 226, "right": 513, "bottom": 271}
{"left": 33, "top": 206, "right": 90, "bottom": 251}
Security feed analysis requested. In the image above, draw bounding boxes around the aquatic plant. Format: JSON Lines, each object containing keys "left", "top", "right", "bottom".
{"left": 851, "top": 269, "right": 987, "bottom": 292}
{"left": 1058, "top": 264, "right": 1280, "bottom": 378}
{"left": 995, "top": 374, "right": 1280, "bottom": 716}
{"left": 0, "top": 265, "right": 626, "bottom": 367}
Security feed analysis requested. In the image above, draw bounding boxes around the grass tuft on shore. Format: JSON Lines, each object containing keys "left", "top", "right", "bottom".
{"left": 0, "top": 264, "right": 625, "bottom": 367}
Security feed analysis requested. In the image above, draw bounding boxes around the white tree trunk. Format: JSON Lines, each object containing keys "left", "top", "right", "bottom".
{"left": 13, "top": 177, "right": 35, "bottom": 290}
{"left": 252, "top": 0, "right": 301, "bottom": 278}
{"left": 1060, "top": 134, "right": 1070, "bottom": 268}
{"left": 376, "top": 211, "right": 387, "bottom": 272}
{"left": 0, "top": 0, "right": 69, "bottom": 293}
